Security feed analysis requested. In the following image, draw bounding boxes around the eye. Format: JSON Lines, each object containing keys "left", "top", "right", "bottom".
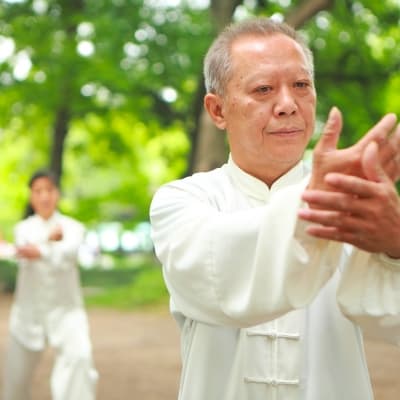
{"left": 256, "top": 85, "right": 272, "bottom": 94}
{"left": 294, "top": 81, "right": 311, "bottom": 89}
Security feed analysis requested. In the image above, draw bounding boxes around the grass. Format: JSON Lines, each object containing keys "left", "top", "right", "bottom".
{"left": 0, "top": 260, "right": 17, "bottom": 292}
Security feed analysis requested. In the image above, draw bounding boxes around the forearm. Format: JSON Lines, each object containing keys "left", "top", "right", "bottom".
{"left": 17, "top": 224, "right": 84, "bottom": 268}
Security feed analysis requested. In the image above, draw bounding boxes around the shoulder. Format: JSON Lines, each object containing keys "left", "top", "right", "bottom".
{"left": 57, "top": 213, "right": 85, "bottom": 231}
{"left": 14, "top": 215, "right": 35, "bottom": 231}
{"left": 157, "top": 166, "right": 229, "bottom": 196}
{"left": 150, "top": 165, "right": 233, "bottom": 213}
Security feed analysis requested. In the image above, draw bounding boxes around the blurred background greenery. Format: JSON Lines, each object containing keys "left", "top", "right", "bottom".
{"left": 0, "top": 0, "right": 399, "bottom": 309}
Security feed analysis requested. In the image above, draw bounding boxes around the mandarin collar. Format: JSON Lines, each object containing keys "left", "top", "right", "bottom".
{"left": 32, "top": 211, "right": 60, "bottom": 225}
{"left": 225, "top": 155, "right": 309, "bottom": 201}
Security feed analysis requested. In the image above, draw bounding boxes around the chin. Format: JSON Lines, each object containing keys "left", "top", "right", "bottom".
{"left": 274, "top": 152, "right": 303, "bottom": 164}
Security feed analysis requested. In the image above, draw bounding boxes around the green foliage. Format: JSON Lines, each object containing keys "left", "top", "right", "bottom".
{"left": 0, "top": 0, "right": 211, "bottom": 235}
{"left": 303, "top": 0, "right": 400, "bottom": 147}
{"left": 83, "top": 263, "right": 169, "bottom": 310}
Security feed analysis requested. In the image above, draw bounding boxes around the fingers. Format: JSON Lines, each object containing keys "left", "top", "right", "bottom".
{"left": 298, "top": 207, "right": 369, "bottom": 248}
{"left": 361, "top": 141, "right": 386, "bottom": 183}
{"left": 15, "top": 245, "right": 39, "bottom": 259}
{"left": 301, "top": 189, "right": 361, "bottom": 213}
{"left": 357, "top": 113, "right": 397, "bottom": 148}
{"left": 299, "top": 201, "right": 400, "bottom": 255}
{"left": 314, "top": 107, "right": 342, "bottom": 153}
{"left": 308, "top": 107, "right": 343, "bottom": 191}
{"left": 388, "top": 123, "right": 400, "bottom": 181}
{"left": 307, "top": 172, "right": 380, "bottom": 200}
{"left": 298, "top": 202, "right": 386, "bottom": 253}
{"left": 302, "top": 224, "right": 369, "bottom": 250}
{"left": 392, "top": 124, "right": 400, "bottom": 182}
{"left": 375, "top": 123, "right": 400, "bottom": 182}
{"left": 298, "top": 208, "right": 356, "bottom": 229}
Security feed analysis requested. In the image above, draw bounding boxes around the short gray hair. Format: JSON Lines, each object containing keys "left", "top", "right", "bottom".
{"left": 203, "top": 17, "right": 314, "bottom": 96}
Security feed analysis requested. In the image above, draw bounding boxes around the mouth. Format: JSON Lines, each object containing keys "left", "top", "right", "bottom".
{"left": 268, "top": 128, "right": 303, "bottom": 136}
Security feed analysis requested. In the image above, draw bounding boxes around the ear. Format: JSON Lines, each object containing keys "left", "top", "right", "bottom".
{"left": 204, "top": 93, "right": 226, "bottom": 130}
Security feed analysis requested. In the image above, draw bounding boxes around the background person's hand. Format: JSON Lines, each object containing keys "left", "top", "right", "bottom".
{"left": 16, "top": 244, "right": 42, "bottom": 260}
{"left": 299, "top": 141, "right": 400, "bottom": 258}
{"left": 48, "top": 225, "right": 63, "bottom": 241}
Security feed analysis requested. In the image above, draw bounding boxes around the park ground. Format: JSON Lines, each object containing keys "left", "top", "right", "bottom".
{"left": 0, "top": 293, "right": 399, "bottom": 400}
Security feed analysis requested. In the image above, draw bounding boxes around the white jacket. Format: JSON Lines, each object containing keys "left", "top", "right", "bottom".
{"left": 10, "top": 212, "right": 87, "bottom": 351}
{"left": 150, "top": 157, "right": 400, "bottom": 400}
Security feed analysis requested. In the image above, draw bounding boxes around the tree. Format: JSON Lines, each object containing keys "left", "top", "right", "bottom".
{"left": 0, "top": 0, "right": 213, "bottom": 230}
{"left": 0, "top": 0, "right": 399, "bottom": 237}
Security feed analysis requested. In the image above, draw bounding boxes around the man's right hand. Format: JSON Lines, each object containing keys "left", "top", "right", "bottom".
{"left": 16, "top": 244, "right": 41, "bottom": 260}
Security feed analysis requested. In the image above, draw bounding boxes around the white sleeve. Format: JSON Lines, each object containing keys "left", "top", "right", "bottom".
{"left": 337, "top": 248, "right": 400, "bottom": 346}
{"left": 14, "top": 222, "right": 32, "bottom": 247}
{"left": 38, "top": 218, "right": 85, "bottom": 270}
{"left": 150, "top": 179, "right": 342, "bottom": 327}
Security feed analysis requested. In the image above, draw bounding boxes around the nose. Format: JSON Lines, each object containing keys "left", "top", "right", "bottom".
{"left": 273, "top": 87, "right": 297, "bottom": 116}
{"left": 38, "top": 190, "right": 51, "bottom": 202}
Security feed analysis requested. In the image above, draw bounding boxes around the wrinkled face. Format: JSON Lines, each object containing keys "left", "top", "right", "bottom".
{"left": 30, "top": 177, "right": 59, "bottom": 219}
{"left": 206, "top": 33, "right": 316, "bottom": 185}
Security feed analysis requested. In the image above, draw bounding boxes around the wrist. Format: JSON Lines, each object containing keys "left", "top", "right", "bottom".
{"left": 379, "top": 252, "right": 400, "bottom": 268}
{"left": 384, "top": 251, "right": 400, "bottom": 260}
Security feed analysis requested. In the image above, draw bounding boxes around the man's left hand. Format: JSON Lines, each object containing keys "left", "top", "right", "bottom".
{"left": 299, "top": 141, "right": 400, "bottom": 258}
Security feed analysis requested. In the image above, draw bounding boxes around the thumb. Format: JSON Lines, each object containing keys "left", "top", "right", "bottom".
{"left": 315, "top": 106, "right": 343, "bottom": 152}
{"left": 362, "top": 141, "right": 389, "bottom": 183}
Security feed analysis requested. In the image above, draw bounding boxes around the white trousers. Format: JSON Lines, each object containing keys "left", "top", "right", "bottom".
{"left": 2, "top": 326, "right": 98, "bottom": 400}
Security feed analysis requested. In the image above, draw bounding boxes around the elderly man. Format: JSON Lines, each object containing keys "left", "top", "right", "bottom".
{"left": 150, "top": 17, "right": 400, "bottom": 400}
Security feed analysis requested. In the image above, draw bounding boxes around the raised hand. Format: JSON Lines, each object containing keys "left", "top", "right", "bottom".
{"left": 299, "top": 140, "right": 400, "bottom": 257}
{"left": 48, "top": 225, "right": 63, "bottom": 241}
{"left": 308, "top": 107, "right": 400, "bottom": 192}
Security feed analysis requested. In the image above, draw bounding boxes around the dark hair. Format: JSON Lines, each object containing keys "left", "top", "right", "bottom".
{"left": 28, "top": 169, "right": 59, "bottom": 188}
{"left": 24, "top": 169, "right": 59, "bottom": 218}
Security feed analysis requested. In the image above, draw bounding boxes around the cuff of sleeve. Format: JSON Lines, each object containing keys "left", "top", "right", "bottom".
{"left": 37, "top": 243, "right": 51, "bottom": 259}
{"left": 377, "top": 252, "right": 400, "bottom": 270}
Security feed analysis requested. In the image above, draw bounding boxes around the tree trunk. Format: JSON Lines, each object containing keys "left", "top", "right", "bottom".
{"left": 190, "top": 0, "right": 335, "bottom": 174}
{"left": 285, "top": 0, "right": 335, "bottom": 28}
{"left": 50, "top": 105, "right": 70, "bottom": 186}
{"left": 48, "top": 0, "right": 84, "bottom": 187}
{"left": 188, "top": 0, "right": 241, "bottom": 174}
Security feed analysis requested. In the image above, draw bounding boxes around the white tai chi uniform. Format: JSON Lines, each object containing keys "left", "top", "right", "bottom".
{"left": 2, "top": 212, "right": 98, "bottom": 400}
{"left": 150, "top": 156, "right": 400, "bottom": 400}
